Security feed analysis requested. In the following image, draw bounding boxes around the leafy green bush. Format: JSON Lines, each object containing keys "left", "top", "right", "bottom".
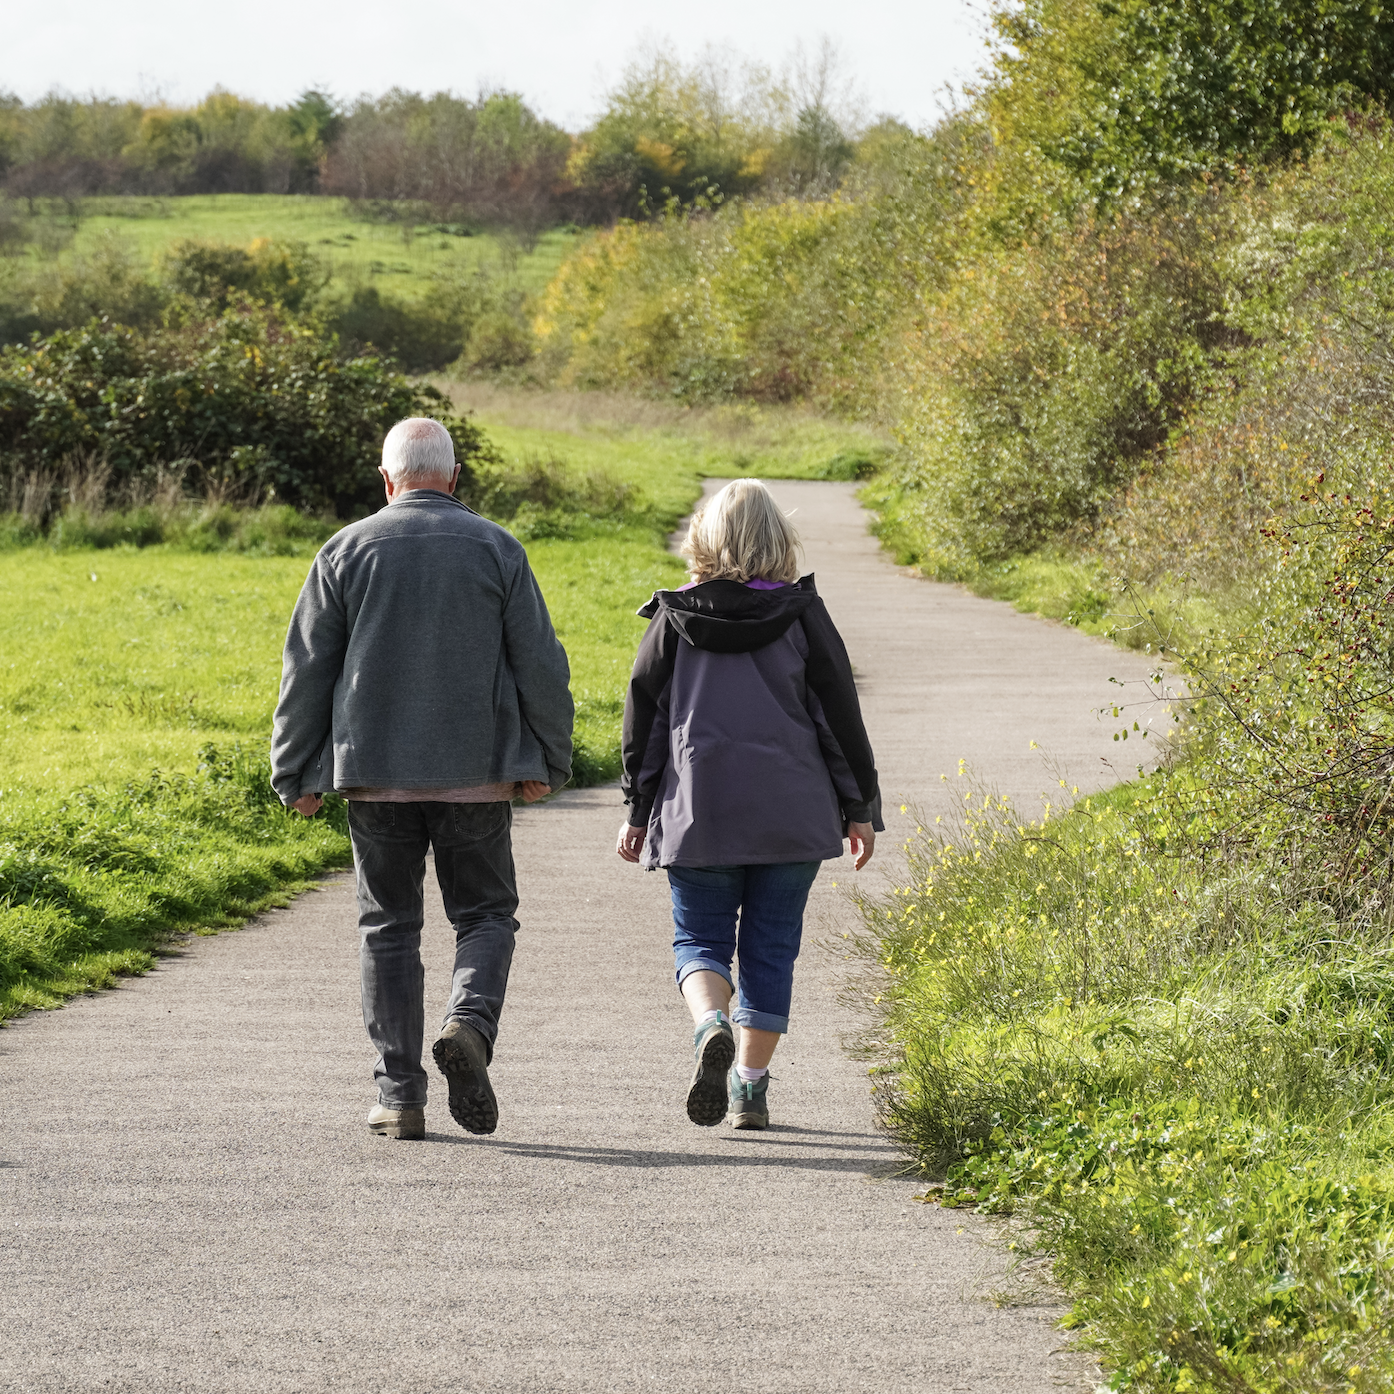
{"left": 20, "top": 230, "right": 168, "bottom": 332}
{"left": 985, "top": 0, "right": 1394, "bottom": 212}
{"left": 469, "top": 453, "right": 641, "bottom": 540}
{"left": 0, "top": 310, "right": 495, "bottom": 517}
{"left": 871, "top": 195, "right": 1238, "bottom": 573}
{"left": 324, "top": 283, "right": 472, "bottom": 372}
{"left": 163, "top": 236, "right": 326, "bottom": 312}
{"left": 536, "top": 192, "right": 935, "bottom": 403}
{"left": 465, "top": 309, "right": 534, "bottom": 370}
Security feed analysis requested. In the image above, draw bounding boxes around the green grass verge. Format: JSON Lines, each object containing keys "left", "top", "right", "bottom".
{"left": 864, "top": 476, "right": 1233, "bottom": 655}
{"left": 0, "top": 528, "right": 685, "bottom": 1021}
{"left": 859, "top": 772, "right": 1394, "bottom": 1391}
{"left": 47, "top": 194, "right": 571, "bottom": 300}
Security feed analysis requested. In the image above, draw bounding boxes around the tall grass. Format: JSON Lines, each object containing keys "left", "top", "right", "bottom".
{"left": 861, "top": 774, "right": 1394, "bottom": 1391}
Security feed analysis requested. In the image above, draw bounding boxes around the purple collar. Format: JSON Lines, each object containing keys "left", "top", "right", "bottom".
{"left": 677, "top": 577, "right": 789, "bottom": 592}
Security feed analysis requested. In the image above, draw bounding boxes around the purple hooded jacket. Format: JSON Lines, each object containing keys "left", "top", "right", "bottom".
{"left": 621, "top": 575, "right": 883, "bottom": 869}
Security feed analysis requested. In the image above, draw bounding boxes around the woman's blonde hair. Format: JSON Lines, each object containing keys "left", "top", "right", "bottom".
{"left": 681, "top": 478, "right": 801, "bottom": 584}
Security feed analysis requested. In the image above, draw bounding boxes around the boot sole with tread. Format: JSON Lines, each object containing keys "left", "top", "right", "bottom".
{"left": 432, "top": 1035, "right": 498, "bottom": 1135}
{"left": 686, "top": 1029, "right": 736, "bottom": 1126}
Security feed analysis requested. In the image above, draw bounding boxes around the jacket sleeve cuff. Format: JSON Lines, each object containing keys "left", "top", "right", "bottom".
{"left": 843, "top": 790, "right": 884, "bottom": 831}
{"left": 627, "top": 798, "right": 653, "bottom": 828}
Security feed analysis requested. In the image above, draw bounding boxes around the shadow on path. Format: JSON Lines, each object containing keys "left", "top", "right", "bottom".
{"left": 433, "top": 1132, "right": 902, "bottom": 1176}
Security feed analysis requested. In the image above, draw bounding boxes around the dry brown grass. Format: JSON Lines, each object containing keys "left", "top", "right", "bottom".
{"left": 437, "top": 378, "right": 890, "bottom": 454}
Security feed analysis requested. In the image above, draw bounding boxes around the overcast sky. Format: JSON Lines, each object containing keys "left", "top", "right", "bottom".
{"left": 3, "top": 0, "right": 988, "bottom": 132}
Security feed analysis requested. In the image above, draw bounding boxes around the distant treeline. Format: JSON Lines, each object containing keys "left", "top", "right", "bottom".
{"left": 0, "top": 46, "right": 873, "bottom": 227}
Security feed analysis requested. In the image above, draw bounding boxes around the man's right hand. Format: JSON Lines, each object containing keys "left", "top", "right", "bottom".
{"left": 519, "top": 781, "right": 550, "bottom": 803}
{"left": 291, "top": 794, "right": 324, "bottom": 817}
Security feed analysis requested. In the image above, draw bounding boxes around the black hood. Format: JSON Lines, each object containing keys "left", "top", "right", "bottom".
{"left": 637, "top": 575, "right": 819, "bottom": 654}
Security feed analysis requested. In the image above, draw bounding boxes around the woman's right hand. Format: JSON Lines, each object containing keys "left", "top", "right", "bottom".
{"left": 848, "top": 821, "right": 875, "bottom": 870}
{"left": 616, "top": 822, "right": 647, "bottom": 862}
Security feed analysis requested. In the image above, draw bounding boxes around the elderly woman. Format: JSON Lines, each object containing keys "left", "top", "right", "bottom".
{"left": 616, "top": 478, "right": 882, "bottom": 1130}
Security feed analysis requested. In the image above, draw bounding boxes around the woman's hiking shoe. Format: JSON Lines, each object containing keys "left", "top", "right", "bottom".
{"left": 728, "top": 1068, "right": 770, "bottom": 1130}
{"left": 367, "top": 1103, "right": 426, "bottom": 1140}
{"left": 432, "top": 1019, "right": 498, "bottom": 1135}
{"left": 686, "top": 1013, "right": 736, "bottom": 1126}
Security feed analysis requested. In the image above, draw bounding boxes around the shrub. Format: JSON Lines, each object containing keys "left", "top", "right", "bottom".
{"left": 325, "top": 284, "right": 469, "bottom": 372}
{"left": 0, "top": 310, "right": 496, "bottom": 517}
{"left": 985, "top": 0, "right": 1394, "bottom": 213}
{"left": 22, "top": 229, "right": 167, "bottom": 331}
{"left": 163, "top": 236, "right": 326, "bottom": 312}
{"left": 874, "top": 194, "right": 1239, "bottom": 573}
{"left": 1086, "top": 122, "right": 1394, "bottom": 592}
{"left": 469, "top": 453, "right": 640, "bottom": 539}
{"left": 322, "top": 268, "right": 504, "bottom": 373}
{"left": 536, "top": 197, "right": 885, "bottom": 402}
{"left": 465, "top": 310, "right": 534, "bottom": 370}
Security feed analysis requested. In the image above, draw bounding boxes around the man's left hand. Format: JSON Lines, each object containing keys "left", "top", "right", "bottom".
{"left": 291, "top": 794, "right": 323, "bottom": 817}
{"left": 519, "top": 781, "right": 550, "bottom": 804}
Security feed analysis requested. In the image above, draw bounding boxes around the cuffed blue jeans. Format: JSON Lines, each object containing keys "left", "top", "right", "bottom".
{"left": 667, "top": 861, "right": 821, "bottom": 1033}
{"left": 348, "top": 800, "right": 518, "bottom": 1109}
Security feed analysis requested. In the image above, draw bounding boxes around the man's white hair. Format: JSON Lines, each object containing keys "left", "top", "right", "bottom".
{"left": 381, "top": 417, "right": 456, "bottom": 487}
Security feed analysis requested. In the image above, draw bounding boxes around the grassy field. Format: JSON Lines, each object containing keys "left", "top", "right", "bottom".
{"left": 42, "top": 194, "right": 574, "bottom": 299}
{"left": 450, "top": 380, "right": 891, "bottom": 483}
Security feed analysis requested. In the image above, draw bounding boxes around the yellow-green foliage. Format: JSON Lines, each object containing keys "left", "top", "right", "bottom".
{"left": 876, "top": 196, "right": 1233, "bottom": 573}
{"left": 864, "top": 765, "right": 1394, "bottom": 1390}
{"left": 537, "top": 199, "right": 856, "bottom": 399}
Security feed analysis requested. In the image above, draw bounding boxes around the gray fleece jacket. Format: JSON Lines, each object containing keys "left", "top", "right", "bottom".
{"left": 270, "top": 490, "right": 573, "bottom": 804}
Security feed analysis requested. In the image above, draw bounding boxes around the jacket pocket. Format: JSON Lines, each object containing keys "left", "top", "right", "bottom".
{"left": 449, "top": 802, "right": 510, "bottom": 840}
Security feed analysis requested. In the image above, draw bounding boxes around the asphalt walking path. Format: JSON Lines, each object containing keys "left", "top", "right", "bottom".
{"left": 2, "top": 482, "right": 1164, "bottom": 1393}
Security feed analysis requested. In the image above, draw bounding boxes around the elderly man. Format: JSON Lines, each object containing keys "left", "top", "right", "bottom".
{"left": 271, "top": 417, "right": 573, "bottom": 1141}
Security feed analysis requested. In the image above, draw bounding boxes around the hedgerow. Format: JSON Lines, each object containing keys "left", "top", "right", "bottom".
{"left": 0, "top": 309, "right": 493, "bottom": 518}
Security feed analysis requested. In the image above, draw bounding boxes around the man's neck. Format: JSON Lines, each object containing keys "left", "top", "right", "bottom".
{"left": 386, "top": 483, "right": 453, "bottom": 504}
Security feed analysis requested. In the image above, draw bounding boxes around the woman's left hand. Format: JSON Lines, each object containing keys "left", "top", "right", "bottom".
{"left": 616, "top": 822, "right": 647, "bottom": 862}
{"left": 848, "top": 821, "right": 875, "bottom": 870}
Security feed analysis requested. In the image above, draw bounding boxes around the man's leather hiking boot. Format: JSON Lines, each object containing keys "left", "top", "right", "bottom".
{"left": 432, "top": 1019, "right": 498, "bottom": 1134}
{"left": 367, "top": 1103, "right": 426, "bottom": 1140}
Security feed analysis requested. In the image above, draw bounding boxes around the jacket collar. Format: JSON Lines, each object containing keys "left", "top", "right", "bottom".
{"left": 388, "top": 490, "right": 481, "bottom": 516}
{"left": 638, "top": 574, "right": 819, "bottom": 654}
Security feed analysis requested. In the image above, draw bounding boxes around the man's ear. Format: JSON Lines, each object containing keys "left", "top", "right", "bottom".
{"left": 449, "top": 463, "right": 462, "bottom": 494}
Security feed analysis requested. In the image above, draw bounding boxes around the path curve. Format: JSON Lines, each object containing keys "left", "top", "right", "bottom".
{"left": 2, "top": 482, "right": 1159, "bottom": 1393}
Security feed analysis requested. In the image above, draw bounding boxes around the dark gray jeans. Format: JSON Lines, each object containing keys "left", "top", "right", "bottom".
{"left": 348, "top": 800, "right": 518, "bottom": 1109}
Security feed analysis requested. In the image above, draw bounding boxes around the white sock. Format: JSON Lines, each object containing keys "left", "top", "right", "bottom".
{"left": 697, "top": 1009, "right": 725, "bottom": 1026}
{"left": 736, "top": 1064, "right": 767, "bottom": 1082}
